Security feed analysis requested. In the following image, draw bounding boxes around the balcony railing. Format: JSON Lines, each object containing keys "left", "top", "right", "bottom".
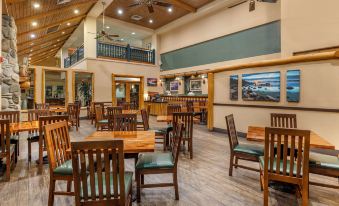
{"left": 64, "top": 45, "right": 84, "bottom": 68}
{"left": 97, "top": 42, "right": 155, "bottom": 64}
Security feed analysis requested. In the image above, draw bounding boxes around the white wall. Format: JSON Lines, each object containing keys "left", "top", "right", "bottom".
{"left": 281, "top": 0, "right": 339, "bottom": 56}
{"left": 213, "top": 59, "right": 339, "bottom": 149}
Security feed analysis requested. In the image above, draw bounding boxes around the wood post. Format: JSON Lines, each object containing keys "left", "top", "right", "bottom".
{"left": 207, "top": 72, "right": 214, "bottom": 131}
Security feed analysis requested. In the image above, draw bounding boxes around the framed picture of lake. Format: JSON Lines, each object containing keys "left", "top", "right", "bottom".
{"left": 190, "top": 79, "right": 202, "bottom": 91}
{"left": 170, "top": 81, "right": 179, "bottom": 91}
{"left": 242, "top": 72, "right": 281, "bottom": 102}
{"left": 286, "top": 70, "right": 300, "bottom": 102}
{"left": 230, "top": 75, "right": 238, "bottom": 100}
{"left": 147, "top": 78, "right": 158, "bottom": 87}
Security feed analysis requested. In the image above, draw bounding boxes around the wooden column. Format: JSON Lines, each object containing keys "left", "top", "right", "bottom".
{"left": 111, "top": 74, "right": 116, "bottom": 106}
{"left": 139, "top": 77, "right": 145, "bottom": 109}
{"left": 126, "top": 83, "right": 131, "bottom": 103}
{"left": 207, "top": 72, "right": 214, "bottom": 131}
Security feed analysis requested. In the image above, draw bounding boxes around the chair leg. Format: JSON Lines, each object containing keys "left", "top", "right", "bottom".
{"left": 229, "top": 154, "right": 234, "bottom": 176}
{"left": 263, "top": 179, "right": 269, "bottom": 206}
{"left": 136, "top": 170, "right": 141, "bottom": 203}
{"left": 6, "top": 154, "right": 10, "bottom": 181}
{"left": 173, "top": 171, "right": 179, "bottom": 200}
{"left": 28, "top": 140, "right": 31, "bottom": 162}
{"left": 48, "top": 178, "right": 56, "bottom": 206}
{"left": 141, "top": 174, "right": 144, "bottom": 185}
{"left": 234, "top": 157, "right": 238, "bottom": 168}
{"left": 67, "top": 180, "right": 72, "bottom": 192}
{"left": 189, "top": 139, "right": 193, "bottom": 159}
{"left": 302, "top": 180, "right": 309, "bottom": 206}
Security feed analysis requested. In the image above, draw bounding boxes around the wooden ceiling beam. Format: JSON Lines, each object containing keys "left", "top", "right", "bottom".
{"left": 31, "top": 52, "right": 59, "bottom": 63}
{"left": 30, "top": 49, "right": 60, "bottom": 61}
{"left": 19, "top": 34, "right": 71, "bottom": 53}
{"left": 20, "top": 42, "right": 64, "bottom": 56}
{"left": 18, "top": 25, "right": 78, "bottom": 47}
{"left": 16, "top": 0, "right": 97, "bottom": 24}
{"left": 167, "top": 0, "right": 196, "bottom": 12}
{"left": 31, "top": 54, "right": 58, "bottom": 64}
{"left": 18, "top": 15, "right": 86, "bottom": 37}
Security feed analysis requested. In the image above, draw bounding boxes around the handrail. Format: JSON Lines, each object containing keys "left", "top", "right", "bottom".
{"left": 64, "top": 44, "right": 84, "bottom": 68}
{"left": 97, "top": 42, "right": 155, "bottom": 64}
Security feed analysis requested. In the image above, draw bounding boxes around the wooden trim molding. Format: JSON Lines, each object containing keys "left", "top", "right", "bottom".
{"left": 213, "top": 103, "right": 339, "bottom": 113}
{"left": 211, "top": 51, "right": 339, "bottom": 73}
{"left": 207, "top": 73, "right": 214, "bottom": 131}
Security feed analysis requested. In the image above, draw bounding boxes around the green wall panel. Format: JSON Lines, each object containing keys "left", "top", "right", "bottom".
{"left": 160, "top": 21, "right": 281, "bottom": 71}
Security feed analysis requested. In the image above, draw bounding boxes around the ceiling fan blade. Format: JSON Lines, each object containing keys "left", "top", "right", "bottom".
{"left": 108, "top": 34, "right": 119, "bottom": 38}
{"left": 154, "top": 1, "right": 172, "bottom": 7}
{"left": 128, "top": 3, "right": 140, "bottom": 7}
{"left": 148, "top": 5, "right": 154, "bottom": 13}
{"left": 106, "top": 35, "right": 115, "bottom": 41}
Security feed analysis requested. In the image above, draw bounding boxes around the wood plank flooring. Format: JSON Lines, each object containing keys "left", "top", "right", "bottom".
{"left": 0, "top": 117, "right": 338, "bottom": 206}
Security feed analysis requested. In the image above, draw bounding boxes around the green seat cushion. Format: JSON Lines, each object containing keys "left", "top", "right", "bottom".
{"left": 309, "top": 152, "right": 339, "bottom": 170}
{"left": 81, "top": 171, "right": 133, "bottom": 198}
{"left": 98, "top": 119, "right": 108, "bottom": 124}
{"left": 234, "top": 144, "right": 264, "bottom": 157}
{"left": 136, "top": 152, "right": 174, "bottom": 170}
{"left": 53, "top": 160, "right": 73, "bottom": 176}
{"left": 259, "top": 156, "right": 298, "bottom": 176}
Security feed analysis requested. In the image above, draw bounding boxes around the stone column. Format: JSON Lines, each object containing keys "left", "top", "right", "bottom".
{"left": 1, "top": 15, "right": 20, "bottom": 111}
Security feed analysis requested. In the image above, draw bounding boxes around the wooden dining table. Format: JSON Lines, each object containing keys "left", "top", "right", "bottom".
{"left": 247, "top": 126, "right": 335, "bottom": 150}
{"left": 49, "top": 107, "right": 67, "bottom": 114}
{"left": 84, "top": 131, "right": 155, "bottom": 154}
{"left": 9, "top": 121, "right": 39, "bottom": 133}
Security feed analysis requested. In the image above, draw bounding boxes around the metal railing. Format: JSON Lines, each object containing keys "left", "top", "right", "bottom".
{"left": 64, "top": 45, "right": 84, "bottom": 68}
{"left": 97, "top": 42, "right": 155, "bottom": 64}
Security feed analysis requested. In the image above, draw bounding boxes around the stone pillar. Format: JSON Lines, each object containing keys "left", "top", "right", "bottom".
{"left": 1, "top": 15, "right": 20, "bottom": 111}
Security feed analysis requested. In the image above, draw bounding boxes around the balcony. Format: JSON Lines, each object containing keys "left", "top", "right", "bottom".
{"left": 97, "top": 42, "right": 155, "bottom": 65}
{"left": 64, "top": 45, "right": 84, "bottom": 68}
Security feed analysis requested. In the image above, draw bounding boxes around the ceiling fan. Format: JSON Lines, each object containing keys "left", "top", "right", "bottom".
{"left": 249, "top": 0, "right": 278, "bottom": 12}
{"left": 95, "top": 1, "right": 119, "bottom": 41}
{"left": 128, "top": 0, "right": 172, "bottom": 14}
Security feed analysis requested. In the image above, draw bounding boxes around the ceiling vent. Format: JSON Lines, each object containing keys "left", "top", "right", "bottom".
{"left": 131, "top": 15, "right": 143, "bottom": 21}
{"left": 57, "top": 0, "right": 72, "bottom": 5}
{"left": 46, "top": 25, "right": 60, "bottom": 34}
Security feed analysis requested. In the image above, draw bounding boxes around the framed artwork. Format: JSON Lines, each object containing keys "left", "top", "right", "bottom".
{"left": 242, "top": 72, "right": 281, "bottom": 102}
{"left": 189, "top": 79, "right": 202, "bottom": 91}
{"left": 170, "top": 81, "right": 179, "bottom": 91}
{"left": 230, "top": 75, "right": 238, "bottom": 100}
{"left": 147, "top": 78, "right": 158, "bottom": 87}
{"left": 286, "top": 70, "right": 300, "bottom": 102}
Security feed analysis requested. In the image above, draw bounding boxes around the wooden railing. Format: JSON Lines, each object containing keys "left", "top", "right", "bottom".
{"left": 64, "top": 45, "right": 84, "bottom": 68}
{"left": 161, "top": 95, "right": 208, "bottom": 105}
{"left": 97, "top": 42, "right": 155, "bottom": 64}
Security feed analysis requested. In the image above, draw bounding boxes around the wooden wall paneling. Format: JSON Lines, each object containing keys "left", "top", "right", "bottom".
{"left": 207, "top": 72, "right": 214, "bottom": 131}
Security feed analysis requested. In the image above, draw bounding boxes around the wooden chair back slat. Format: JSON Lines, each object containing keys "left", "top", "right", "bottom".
{"left": 95, "top": 106, "right": 105, "bottom": 122}
{"left": 35, "top": 103, "right": 50, "bottom": 109}
{"left": 107, "top": 106, "right": 123, "bottom": 116}
{"left": 44, "top": 120, "right": 71, "bottom": 173}
{"left": 225, "top": 114, "right": 239, "bottom": 149}
{"left": 167, "top": 104, "right": 181, "bottom": 115}
{"left": 141, "top": 109, "right": 149, "bottom": 131}
{"left": 271, "top": 113, "right": 297, "bottom": 128}
{"left": 173, "top": 112, "right": 193, "bottom": 140}
{"left": 108, "top": 114, "right": 137, "bottom": 131}
{"left": 171, "top": 123, "right": 184, "bottom": 167}
{"left": 0, "top": 111, "right": 20, "bottom": 136}
{"left": 264, "top": 127, "right": 310, "bottom": 179}
{"left": 28, "top": 109, "right": 50, "bottom": 134}
{"left": 186, "top": 101, "right": 194, "bottom": 113}
{"left": 71, "top": 140, "right": 126, "bottom": 205}
{"left": 0, "top": 119, "right": 10, "bottom": 156}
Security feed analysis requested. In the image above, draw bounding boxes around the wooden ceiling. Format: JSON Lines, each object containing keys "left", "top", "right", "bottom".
{"left": 2, "top": 0, "right": 97, "bottom": 65}
{"left": 105, "top": 0, "right": 214, "bottom": 29}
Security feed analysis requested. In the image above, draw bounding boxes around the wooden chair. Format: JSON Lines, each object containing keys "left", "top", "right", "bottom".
{"left": 270, "top": 113, "right": 297, "bottom": 128}
{"left": 186, "top": 101, "right": 194, "bottom": 113}
{"left": 0, "top": 111, "right": 20, "bottom": 157}
{"left": 141, "top": 109, "right": 167, "bottom": 150}
{"left": 121, "top": 102, "right": 132, "bottom": 110}
{"left": 260, "top": 127, "right": 310, "bottom": 206}
{"left": 225, "top": 114, "right": 264, "bottom": 176}
{"left": 71, "top": 140, "right": 132, "bottom": 206}
{"left": 173, "top": 112, "right": 194, "bottom": 159}
{"left": 95, "top": 106, "right": 107, "bottom": 131}
{"left": 44, "top": 121, "right": 74, "bottom": 206}
{"left": 38, "top": 115, "right": 69, "bottom": 173}
{"left": 107, "top": 106, "right": 123, "bottom": 116}
{"left": 136, "top": 123, "right": 184, "bottom": 202}
{"left": 74, "top": 100, "right": 81, "bottom": 128}
{"left": 108, "top": 113, "right": 137, "bottom": 131}
{"left": 93, "top": 102, "right": 104, "bottom": 127}
{"left": 0, "top": 119, "right": 16, "bottom": 181}
{"left": 67, "top": 103, "right": 79, "bottom": 131}
{"left": 27, "top": 109, "right": 50, "bottom": 162}
{"left": 309, "top": 152, "right": 339, "bottom": 189}
{"left": 167, "top": 104, "right": 181, "bottom": 115}
{"left": 88, "top": 101, "right": 95, "bottom": 124}
{"left": 35, "top": 103, "right": 50, "bottom": 109}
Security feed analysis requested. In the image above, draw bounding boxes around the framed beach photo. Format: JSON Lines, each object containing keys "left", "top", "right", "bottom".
{"left": 230, "top": 75, "right": 238, "bottom": 100}
{"left": 286, "top": 70, "right": 300, "bottom": 102}
{"left": 190, "top": 79, "right": 202, "bottom": 91}
{"left": 170, "top": 81, "right": 179, "bottom": 91}
{"left": 147, "top": 78, "right": 158, "bottom": 87}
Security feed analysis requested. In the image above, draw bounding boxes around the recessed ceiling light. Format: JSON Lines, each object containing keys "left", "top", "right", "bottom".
{"left": 57, "top": 39, "right": 60, "bottom": 42}
{"left": 30, "top": 49, "right": 33, "bottom": 52}
{"left": 168, "top": 7, "right": 173, "bottom": 12}
{"left": 31, "top": 21, "right": 38, "bottom": 26}
{"left": 62, "top": 31, "right": 65, "bottom": 34}
{"left": 33, "top": 3, "right": 40, "bottom": 9}
{"left": 67, "top": 22, "right": 71, "bottom": 26}
{"left": 120, "top": 38, "right": 124, "bottom": 41}
{"left": 30, "top": 34, "right": 36, "bottom": 38}
{"left": 54, "top": 45, "right": 56, "bottom": 47}
{"left": 149, "top": 19, "right": 153, "bottom": 24}
{"left": 74, "top": 9, "right": 79, "bottom": 14}
{"left": 30, "top": 43, "right": 34, "bottom": 46}
{"left": 131, "top": 32, "right": 136, "bottom": 35}
{"left": 117, "top": 9, "right": 123, "bottom": 15}
{"left": 28, "top": 57, "right": 32, "bottom": 60}
{"left": 106, "top": 26, "right": 110, "bottom": 29}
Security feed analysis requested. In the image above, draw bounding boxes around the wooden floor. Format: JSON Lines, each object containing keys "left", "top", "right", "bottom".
{"left": 0, "top": 117, "right": 338, "bottom": 206}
